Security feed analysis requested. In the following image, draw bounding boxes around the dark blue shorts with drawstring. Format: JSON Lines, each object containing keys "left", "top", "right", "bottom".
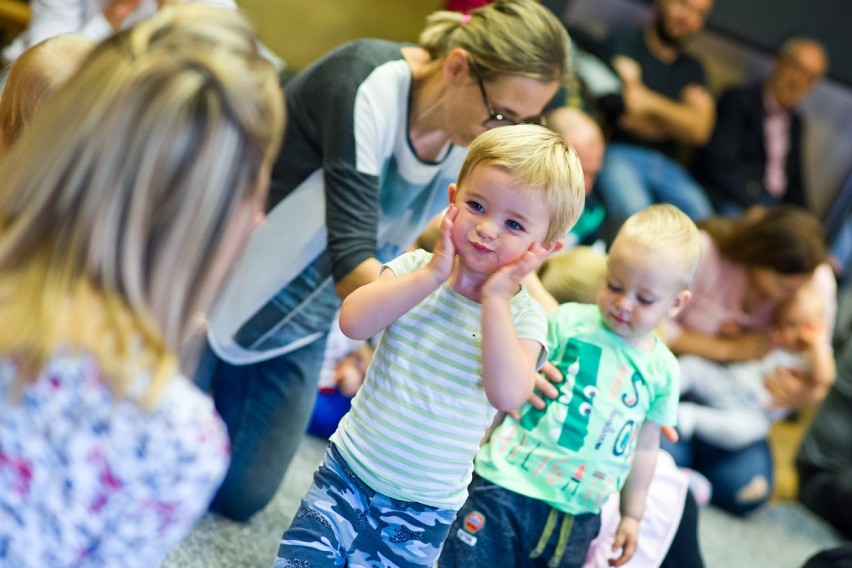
{"left": 438, "top": 476, "right": 601, "bottom": 568}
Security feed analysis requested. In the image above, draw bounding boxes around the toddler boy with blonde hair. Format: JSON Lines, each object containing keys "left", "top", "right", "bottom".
{"left": 275, "top": 124, "right": 585, "bottom": 567}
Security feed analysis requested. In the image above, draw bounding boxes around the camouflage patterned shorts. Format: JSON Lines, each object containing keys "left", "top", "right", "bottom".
{"left": 273, "top": 444, "right": 456, "bottom": 568}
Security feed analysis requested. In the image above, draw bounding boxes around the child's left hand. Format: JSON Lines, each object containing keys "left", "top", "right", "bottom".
{"left": 482, "top": 242, "right": 550, "bottom": 301}
{"left": 609, "top": 516, "right": 640, "bottom": 566}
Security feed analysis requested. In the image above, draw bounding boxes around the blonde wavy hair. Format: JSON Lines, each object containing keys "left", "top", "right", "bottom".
{"left": 0, "top": 5, "right": 284, "bottom": 406}
{"left": 418, "top": 0, "right": 571, "bottom": 83}
{"left": 456, "top": 124, "right": 586, "bottom": 244}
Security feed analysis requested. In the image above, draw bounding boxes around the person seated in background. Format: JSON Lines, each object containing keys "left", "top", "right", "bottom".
{"left": 595, "top": 0, "right": 716, "bottom": 237}
{"left": 661, "top": 206, "right": 836, "bottom": 516}
{"left": 677, "top": 284, "right": 835, "bottom": 451}
{"left": 693, "top": 37, "right": 829, "bottom": 216}
{"left": 545, "top": 106, "right": 607, "bottom": 248}
{"left": 796, "top": 284, "right": 852, "bottom": 540}
{"left": 1, "top": 0, "right": 236, "bottom": 66}
{"left": 0, "top": 34, "right": 94, "bottom": 153}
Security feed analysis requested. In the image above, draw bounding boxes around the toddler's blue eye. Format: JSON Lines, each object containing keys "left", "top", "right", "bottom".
{"left": 467, "top": 200, "right": 484, "bottom": 213}
{"left": 505, "top": 219, "right": 523, "bottom": 231}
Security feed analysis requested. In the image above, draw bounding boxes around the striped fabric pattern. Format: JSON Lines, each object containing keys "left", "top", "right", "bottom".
{"left": 332, "top": 249, "right": 547, "bottom": 509}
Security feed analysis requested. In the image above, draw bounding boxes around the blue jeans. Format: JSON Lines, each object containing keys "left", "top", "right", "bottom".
{"left": 662, "top": 435, "right": 774, "bottom": 516}
{"left": 596, "top": 143, "right": 714, "bottom": 231}
{"left": 275, "top": 444, "right": 456, "bottom": 568}
{"left": 194, "top": 336, "right": 328, "bottom": 521}
{"left": 438, "top": 477, "right": 601, "bottom": 568}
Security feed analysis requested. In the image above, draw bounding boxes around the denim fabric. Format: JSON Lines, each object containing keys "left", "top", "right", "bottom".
{"left": 274, "top": 444, "right": 456, "bottom": 568}
{"left": 438, "top": 477, "right": 601, "bottom": 568}
{"left": 233, "top": 251, "right": 341, "bottom": 352}
{"left": 662, "top": 435, "right": 774, "bottom": 516}
{"left": 596, "top": 143, "right": 714, "bottom": 229}
{"left": 193, "top": 336, "right": 328, "bottom": 522}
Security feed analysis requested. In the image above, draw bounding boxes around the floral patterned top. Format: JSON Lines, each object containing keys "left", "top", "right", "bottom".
{"left": 0, "top": 354, "right": 229, "bottom": 567}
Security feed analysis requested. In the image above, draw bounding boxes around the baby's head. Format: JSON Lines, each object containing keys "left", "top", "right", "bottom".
{"left": 453, "top": 123, "right": 585, "bottom": 248}
{"left": 773, "top": 285, "right": 826, "bottom": 352}
{"left": 598, "top": 204, "right": 700, "bottom": 349}
{"left": 0, "top": 34, "right": 95, "bottom": 152}
{"left": 539, "top": 246, "right": 607, "bottom": 305}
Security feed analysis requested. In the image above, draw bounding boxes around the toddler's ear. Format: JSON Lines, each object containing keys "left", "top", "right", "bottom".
{"left": 448, "top": 183, "right": 458, "bottom": 204}
{"left": 541, "top": 238, "right": 565, "bottom": 257}
{"left": 667, "top": 289, "right": 692, "bottom": 317}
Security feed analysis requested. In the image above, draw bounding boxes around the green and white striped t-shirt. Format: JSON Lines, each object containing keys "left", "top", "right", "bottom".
{"left": 331, "top": 249, "right": 548, "bottom": 509}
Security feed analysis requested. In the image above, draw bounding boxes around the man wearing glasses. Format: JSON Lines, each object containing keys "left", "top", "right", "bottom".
{"left": 694, "top": 37, "right": 829, "bottom": 215}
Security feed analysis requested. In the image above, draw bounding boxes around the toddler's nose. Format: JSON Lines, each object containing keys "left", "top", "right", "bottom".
{"left": 476, "top": 219, "right": 497, "bottom": 240}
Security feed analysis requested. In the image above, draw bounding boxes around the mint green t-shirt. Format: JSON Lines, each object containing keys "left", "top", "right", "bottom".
{"left": 474, "top": 302, "right": 679, "bottom": 515}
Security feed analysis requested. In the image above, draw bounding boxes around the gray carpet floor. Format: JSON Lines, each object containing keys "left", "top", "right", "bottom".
{"left": 163, "top": 434, "right": 845, "bottom": 568}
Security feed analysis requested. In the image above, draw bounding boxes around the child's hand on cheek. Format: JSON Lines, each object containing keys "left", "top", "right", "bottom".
{"left": 426, "top": 205, "right": 458, "bottom": 284}
{"left": 482, "top": 242, "right": 550, "bottom": 302}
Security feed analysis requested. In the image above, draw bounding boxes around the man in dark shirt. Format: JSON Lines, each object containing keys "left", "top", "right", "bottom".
{"left": 797, "top": 283, "right": 852, "bottom": 539}
{"left": 596, "top": 0, "right": 715, "bottom": 236}
{"left": 694, "top": 38, "right": 828, "bottom": 215}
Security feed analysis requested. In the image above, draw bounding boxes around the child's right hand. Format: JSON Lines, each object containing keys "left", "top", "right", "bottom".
{"left": 426, "top": 205, "right": 457, "bottom": 284}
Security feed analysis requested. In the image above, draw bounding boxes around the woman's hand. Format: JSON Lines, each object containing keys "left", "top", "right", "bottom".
{"left": 764, "top": 367, "right": 809, "bottom": 409}
{"left": 724, "top": 330, "right": 774, "bottom": 361}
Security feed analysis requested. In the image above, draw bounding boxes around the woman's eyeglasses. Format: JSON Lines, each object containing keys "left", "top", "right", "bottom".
{"left": 473, "top": 70, "right": 541, "bottom": 129}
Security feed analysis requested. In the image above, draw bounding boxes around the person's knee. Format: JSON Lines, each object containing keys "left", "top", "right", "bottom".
{"left": 208, "top": 478, "right": 279, "bottom": 522}
{"left": 713, "top": 473, "right": 772, "bottom": 516}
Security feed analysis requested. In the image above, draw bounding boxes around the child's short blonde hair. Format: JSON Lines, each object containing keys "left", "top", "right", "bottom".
{"left": 538, "top": 246, "right": 607, "bottom": 305}
{"left": 0, "top": 34, "right": 95, "bottom": 152}
{"left": 456, "top": 124, "right": 585, "bottom": 244}
{"left": 613, "top": 204, "right": 701, "bottom": 286}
